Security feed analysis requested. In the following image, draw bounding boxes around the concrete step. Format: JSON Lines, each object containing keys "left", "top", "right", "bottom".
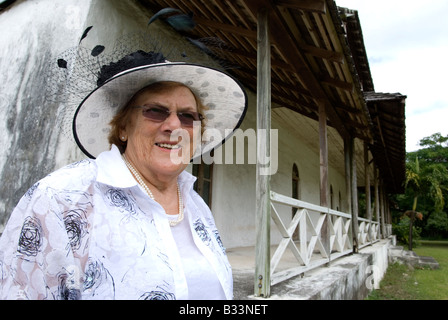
{"left": 388, "top": 245, "right": 439, "bottom": 270}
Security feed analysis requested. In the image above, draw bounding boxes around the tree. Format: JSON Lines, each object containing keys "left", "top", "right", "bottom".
{"left": 415, "top": 133, "right": 448, "bottom": 218}
{"left": 404, "top": 157, "right": 423, "bottom": 250}
{"left": 425, "top": 211, "right": 448, "bottom": 239}
{"left": 400, "top": 133, "right": 448, "bottom": 249}
{"left": 411, "top": 132, "right": 448, "bottom": 168}
{"left": 405, "top": 156, "right": 420, "bottom": 213}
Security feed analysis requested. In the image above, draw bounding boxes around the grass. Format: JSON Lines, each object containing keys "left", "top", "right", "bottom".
{"left": 367, "top": 240, "right": 448, "bottom": 300}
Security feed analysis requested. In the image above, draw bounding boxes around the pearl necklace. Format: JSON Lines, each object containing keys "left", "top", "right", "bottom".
{"left": 122, "top": 154, "right": 184, "bottom": 227}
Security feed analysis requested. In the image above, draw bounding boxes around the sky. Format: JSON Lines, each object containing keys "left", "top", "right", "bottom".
{"left": 336, "top": 0, "right": 448, "bottom": 152}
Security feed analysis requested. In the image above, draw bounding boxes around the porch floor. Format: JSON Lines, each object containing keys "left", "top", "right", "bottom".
{"left": 227, "top": 238, "right": 394, "bottom": 300}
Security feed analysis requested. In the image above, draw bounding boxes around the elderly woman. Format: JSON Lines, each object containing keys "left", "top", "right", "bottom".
{"left": 0, "top": 44, "right": 247, "bottom": 299}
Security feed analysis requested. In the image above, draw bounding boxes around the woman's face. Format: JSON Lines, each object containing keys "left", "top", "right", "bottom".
{"left": 121, "top": 85, "right": 200, "bottom": 179}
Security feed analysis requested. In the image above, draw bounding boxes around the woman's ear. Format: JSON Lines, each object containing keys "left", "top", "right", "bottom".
{"left": 119, "top": 127, "right": 127, "bottom": 142}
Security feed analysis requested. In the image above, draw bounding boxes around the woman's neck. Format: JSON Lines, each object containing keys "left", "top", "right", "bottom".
{"left": 122, "top": 152, "right": 181, "bottom": 215}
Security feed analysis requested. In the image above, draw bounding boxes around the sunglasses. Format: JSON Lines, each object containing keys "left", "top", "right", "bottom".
{"left": 135, "top": 104, "right": 204, "bottom": 127}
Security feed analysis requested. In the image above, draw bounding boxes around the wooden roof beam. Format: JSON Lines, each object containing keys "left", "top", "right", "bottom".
{"left": 196, "top": 17, "right": 344, "bottom": 64}
{"left": 272, "top": 97, "right": 319, "bottom": 121}
{"left": 321, "top": 75, "right": 354, "bottom": 93}
{"left": 334, "top": 103, "right": 361, "bottom": 114}
{"left": 272, "top": 78, "right": 313, "bottom": 98}
{"left": 194, "top": 17, "right": 255, "bottom": 39}
{"left": 276, "top": 0, "right": 326, "bottom": 13}
{"left": 302, "top": 44, "right": 344, "bottom": 63}
{"left": 243, "top": 0, "right": 350, "bottom": 139}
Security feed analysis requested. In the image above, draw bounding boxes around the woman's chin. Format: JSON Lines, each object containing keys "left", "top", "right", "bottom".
{"left": 151, "top": 152, "right": 190, "bottom": 175}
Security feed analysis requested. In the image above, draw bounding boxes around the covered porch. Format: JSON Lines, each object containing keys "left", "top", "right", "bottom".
{"left": 141, "top": 0, "right": 406, "bottom": 297}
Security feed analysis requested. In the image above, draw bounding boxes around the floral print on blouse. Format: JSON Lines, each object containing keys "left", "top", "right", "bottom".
{"left": 0, "top": 145, "right": 232, "bottom": 300}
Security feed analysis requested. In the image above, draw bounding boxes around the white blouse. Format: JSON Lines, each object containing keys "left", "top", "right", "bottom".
{"left": 0, "top": 145, "right": 233, "bottom": 300}
{"left": 170, "top": 214, "right": 226, "bottom": 300}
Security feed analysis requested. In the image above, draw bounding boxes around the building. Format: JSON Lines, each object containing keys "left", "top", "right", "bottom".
{"left": 0, "top": 0, "right": 406, "bottom": 298}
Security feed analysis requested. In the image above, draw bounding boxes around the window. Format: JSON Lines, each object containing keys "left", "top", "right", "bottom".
{"left": 193, "top": 162, "right": 213, "bottom": 207}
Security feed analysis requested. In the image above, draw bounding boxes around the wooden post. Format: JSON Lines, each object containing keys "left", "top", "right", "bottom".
{"left": 380, "top": 179, "right": 387, "bottom": 238}
{"left": 374, "top": 165, "right": 380, "bottom": 238}
{"left": 344, "top": 138, "right": 352, "bottom": 215}
{"left": 387, "top": 199, "right": 391, "bottom": 234}
{"left": 318, "top": 101, "right": 330, "bottom": 258}
{"left": 349, "top": 137, "right": 359, "bottom": 252}
{"left": 254, "top": 6, "right": 271, "bottom": 298}
{"left": 344, "top": 137, "right": 353, "bottom": 248}
{"left": 364, "top": 143, "right": 372, "bottom": 240}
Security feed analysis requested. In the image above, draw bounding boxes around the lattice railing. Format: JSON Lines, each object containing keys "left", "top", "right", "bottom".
{"left": 269, "top": 191, "right": 379, "bottom": 286}
{"left": 357, "top": 217, "right": 380, "bottom": 249}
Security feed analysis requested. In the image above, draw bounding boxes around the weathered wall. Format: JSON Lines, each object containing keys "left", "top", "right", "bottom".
{"left": 0, "top": 0, "right": 93, "bottom": 228}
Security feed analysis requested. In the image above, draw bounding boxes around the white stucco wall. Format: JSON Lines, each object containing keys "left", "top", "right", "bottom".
{"left": 0, "top": 0, "right": 93, "bottom": 227}
{"left": 210, "top": 90, "right": 349, "bottom": 249}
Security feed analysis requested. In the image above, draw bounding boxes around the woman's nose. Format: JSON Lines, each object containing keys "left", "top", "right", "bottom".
{"left": 160, "top": 111, "right": 182, "bottom": 131}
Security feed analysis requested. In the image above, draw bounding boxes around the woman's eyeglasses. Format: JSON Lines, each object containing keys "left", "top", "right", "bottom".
{"left": 135, "top": 104, "right": 204, "bottom": 127}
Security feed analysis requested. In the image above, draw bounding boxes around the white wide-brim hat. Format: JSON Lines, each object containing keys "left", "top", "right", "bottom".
{"left": 73, "top": 61, "right": 247, "bottom": 159}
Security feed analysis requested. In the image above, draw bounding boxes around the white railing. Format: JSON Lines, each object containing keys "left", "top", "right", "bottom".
{"left": 357, "top": 216, "right": 380, "bottom": 249}
{"left": 269, "top": 191, "right": 380, "bottom": 286}
{"left": 385, "top": 223, "right": 393, "bottom": 238}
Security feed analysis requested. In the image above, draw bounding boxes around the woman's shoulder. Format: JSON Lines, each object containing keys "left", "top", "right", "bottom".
{"left": 9, "top": 159, "right": 98, "bottom": 230}
{"left": 39, "top": 159, "right": 98, "bottom": 190}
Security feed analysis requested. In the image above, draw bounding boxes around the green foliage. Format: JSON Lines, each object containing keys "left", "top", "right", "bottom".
{"left": 414, "top": 132, "right": 448, "bottom": 166}
{"left": 393, "top": 216, "right": 421, "bottom": 247}
{"left": 393, "top": 132, "right": 448, "bottom": 240}
{"left": 425, "top": 211, "right": 448, "bottom": 239}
